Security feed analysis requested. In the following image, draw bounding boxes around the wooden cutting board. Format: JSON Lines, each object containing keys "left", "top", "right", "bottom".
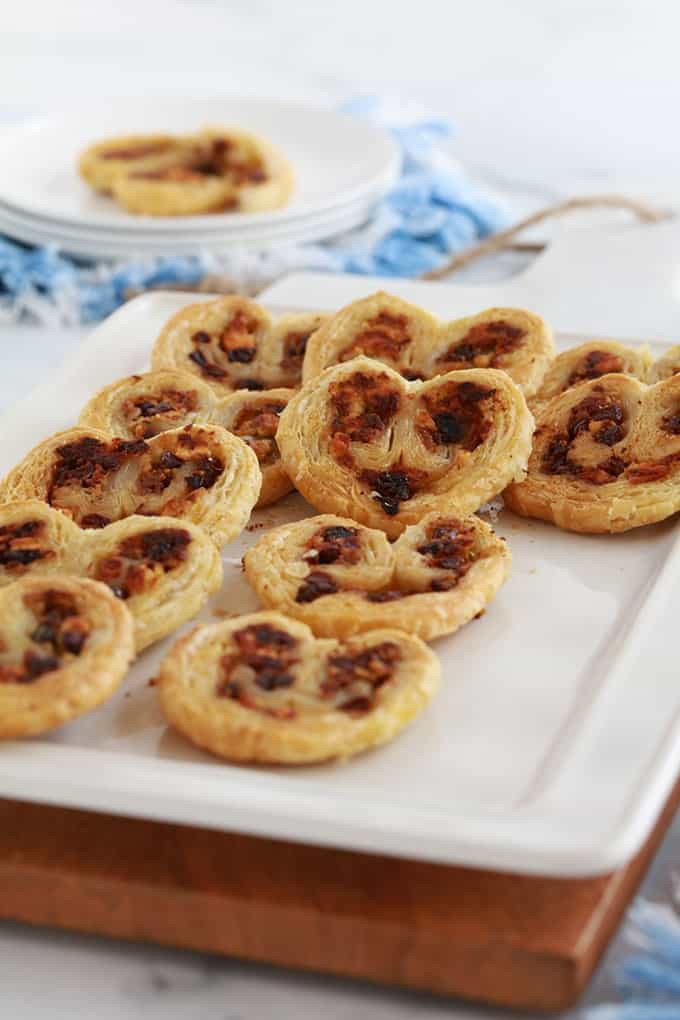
{"left": 1, "top": 780, "right": 678, "bottom": 1013}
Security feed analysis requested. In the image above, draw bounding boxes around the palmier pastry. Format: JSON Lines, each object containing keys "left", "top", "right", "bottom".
{"left": 0, "top": 575, "right": 134, "bottom": 738}
{"left": 532, "top": 340, "right": 650, "bottom": 406}
{"left": 276, "top": 357, "right": 533, "bottom": 538}
{"left": 152, "top": 297, "right": 326, "bottom": 393}
{"left": 302, "top": 292, "right": 553, "bottom": 398}
{"left": 505, "top": 372, "right": 680, "bottom": 532}
{"left": 243, "top": 512, "right": 509, "bottom": 641}
{"left": 78, "top": 133, "right": 195, "bottom": 195}
{"left": 79, "top": 370, "right": 293, "bottom": 507}
{"left": 159, "top": 611, "right": 439, "bottom": 764}
{"left": 649, "top": 345, "right": 680, "bottom": 383}
{"left": 0, "top": 501, "right": 222, "bottom": 651}
{"left": 0, "top": 424, "right": 260, "bottom": 547}
{"left": 111, "top": 128, "right": 293, "bottom": 216}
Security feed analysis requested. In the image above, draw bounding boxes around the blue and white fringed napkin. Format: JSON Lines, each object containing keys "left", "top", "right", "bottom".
{"left": 0, "top": 98, "right": 509, "bottom": 327}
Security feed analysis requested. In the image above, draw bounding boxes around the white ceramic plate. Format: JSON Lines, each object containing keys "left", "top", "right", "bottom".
{"left": 0, "top": 99, "right": 400, "bottom": 230}
{"left": 0, "top": 290, "right": 679, "bottom": 878}
{"left": 0, "top": 197, "right": 376, "bottom": 258}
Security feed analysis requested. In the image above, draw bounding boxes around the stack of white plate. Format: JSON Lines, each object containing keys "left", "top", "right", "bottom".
{"left": 0, "top": 99, "right": 400, "bottom": 259}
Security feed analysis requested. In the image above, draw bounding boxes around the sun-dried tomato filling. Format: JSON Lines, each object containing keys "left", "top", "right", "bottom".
{"left": 663, "top": 412, "right": 680, "bottom": 435}
{"left": 542, "top": 390, "right": 629, "bottom": 484}
{"left": 218, "top": 624, "right": 298, "bottom": 718}
{"left": 122, "top": 388, "right": 199, "bottom": 438}
{"left": 231, "top": 401, "right": 286, "bottom": 464}
{"left": 280, "top": 330, "right": 314, "bottom": 377}
{"left": 130, "top": 138, "right": 267, "bottom": 186}
{"left": 567, "top": 350, "right": 625, "bottom": 386}
{"left": 329, "top": 371, "right": 401, "bottom": 446}
{"left": 340, "top": 312, "right": 412, "bottom": 363}
{"left": 100, "top": 142, "right": 174, "bottom": 161}
{"left": 0, "top": 589, "right": 90, "bottom": 684}
{"left": 0, "top": 520, "right": 52, "bottom": 572}
{"left": 294, "top": 525, "right": 362, "bottom": 603}
{"left": 417, "top": 518, "right": 479, "bottom": 590}
{"left": 137, "top": 442, "right": 224, "bottom": 497}
{"left": 361, "top": 466, "right": 428, "bottom": 516}
{"left": 415, "top": 380, "right": 496, "bottom": 452}
{"left": 51, "top": 437, "right": 147, "bottom": 495}
{"left": 187, "top": 310, "right": 262, "bottom": 382}
{"left": 437, "top": 321, "right": 525, "bottom": 369}
{"left": 94, "top": 527, "right": 191, "bottom": 599}
{"left": 322, "top": 641, "right": 401, "bottom": 713}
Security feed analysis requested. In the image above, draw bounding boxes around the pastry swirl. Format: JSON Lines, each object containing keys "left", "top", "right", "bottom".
{"left": 0, "top": 423, "right": 261, "bottom": 547}
{"left": 0, "top": 501, "right": 222, "bottom": 651}
{"left": 79, "top": 369, "right": 293, "bottom": 507}
{"left": 505, "top": 372, "right": 680, "bottom": 532}
{"left": 243, "top": 511, "right": 510, "bottom": 641}
{"left": 277, "top": 356, "right": 533, "bottom": 537}
{"left": 302, "top": 292, "right": 554, "bottom": 397}
{"left": 152, "top": 297, "right": 327, "bottom": 393}
{"left": 159, "top": 610, "right": 440, "bottom": 764}
{"left": 0, "top": 575, "right": 134, "bottom": 738}
{"left": 532, "top": 339, "right": 650, "bottom": 406}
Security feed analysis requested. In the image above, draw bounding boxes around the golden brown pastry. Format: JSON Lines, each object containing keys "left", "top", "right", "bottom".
{"left": 532, "top": 339, "right": 650, "bottom": 406}
{"left": 243, "top": 511, "right": 509, "bottom": 641}
{"left": 0, "top": 424, "right": 261, "bottom": 547}
{"left": 152, "top": 297, "right": 327, "bottom": 393}
{"left": 79, "top": 370, "right": 293, "bottom": 508}
{"left": 78, "top": 133, "right": 195, "bottom": 195}
{"left": 0, "top": 575, "right": 134, "bottom": 738}
{"left": 158, "top": 610, "right": 440, "bottom": 764}
{"left": 0, "top": 501, "right": 222, "bottom": 651}
{"left": 505, "top": 372, "right": 680, "bottom": 532}
{"left": 649, "top": 345, "right": 680, "bottom": 383}
{"left": 110, "top": 128, "right": 293, "bottom": 216}
{"left": 277, "top": 356, "right": 533, "bottom": 538}
{"left": 302, "top": 292, "right": 554, "bottom": 398}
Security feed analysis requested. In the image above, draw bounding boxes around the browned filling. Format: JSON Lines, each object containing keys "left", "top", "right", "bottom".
{"left": 232, "top": 401, "right": 286, "bottom": 465}
{"left": 188, "top": 310, "right": 262, "bottom": 383}
{"left": 322, "top": 641, "right": 401, "bottom": 713}
{"left": 417, "top": 518, "right": 478, "bottom": 590}
{"left": 94, "top": 527, "right": 191, "bottom": 599}
{"left": 130, "top": 138, "right": 267, "bottom": 186}
{"left": 218, "top": 623, "right": 298, "bottom": 718}
{"left": 542, "top": 391, "right": 628, "bottom": 484}
{"left": 51, "top": 437, "right": 147, "bottom": 495}
{"left": 340, "top": 312, "right": 412, "bottom": 363}
{"left": 137, "top": 445, "right": 224, "bottom": 496}
{"left": 329, "top": 371, "right": 401, "bottom": 445}
{"left": 280, "top": 330, "right": 313, "bottom": 378}
{"left": 0, "top": 520, "right": 52, "bottom": 572}
{"left": 415, "top": 380, "right": 496, "bottom": 452}
{"left": 662, "top": 411, "right": 680, "bottom": 435}
{"left": 122, "top": 388, "right": 199, "bottom": 438}
{"left": 295, "top": 525, "right": 361, "bottom": 603}
{"left": 361, "top": 465, "right": 428, "bottom": 516}
{"left": 567, "top": 350, "right": 625, "bottom": 386}
{"left": 100, "top": 141, "right": 174, "bottom": 161}
{"left": 437, "top": 321, "right": 525, "bottom": 369}
{"left": 0, "top": 589, "right": 90, "bottom": 685}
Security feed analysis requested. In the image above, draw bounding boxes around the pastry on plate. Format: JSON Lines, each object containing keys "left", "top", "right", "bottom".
{"left": 158, "top": 610, "right": 440, "bottom": 764}
{"left": 79, "top": 369, "right": 293, "bottom": 507}
{"left": 0, "top": 501, "right": 222, "bottom": 651}
{"left": 532, "top": 339, "right": 650, "bottom": 406}
{"left": 152, "top": 297, "right": 326, "bottom": 393}
{"left": 0, "top": 424, "right": 261, "bottom": 547}
{"left": 243, "top": 511, "right": 510, "bottom": 641}
{"left": 276, "top": 356, "right": 533, "bottom": 538}
{"left": 649, "top": 345, "right": 680, "bottom": 383}
{"left": 505, "top": 372, "right": 680, "bottom": 532}
{"left": 110, "top": 127, "right": 293, "bottom": 216}
{"left": 78, "top": 133, "right": 195, "bottom": 195}
{"left": 0, "top": 575, "right": 134, "bottom": 738}
{"left": 302, "top": 292, "right": 554, "bottom": 398}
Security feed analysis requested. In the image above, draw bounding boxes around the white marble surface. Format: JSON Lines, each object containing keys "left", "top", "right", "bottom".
{"left": 2, "top": 2, "right": 680, "bottom": 1016}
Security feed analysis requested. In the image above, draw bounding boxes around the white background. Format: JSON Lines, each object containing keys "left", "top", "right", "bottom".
{"left": 1, "top": 2, "right": 679, "bottom": 1017}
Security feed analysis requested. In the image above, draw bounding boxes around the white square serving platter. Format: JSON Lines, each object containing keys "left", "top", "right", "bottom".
{"left": 1, "top": 289, "right": 679, "bottom": 878}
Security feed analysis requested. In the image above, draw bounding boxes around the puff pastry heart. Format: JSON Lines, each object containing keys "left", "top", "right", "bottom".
{"left": 0, "top": 501, "right": 222, "bottom": 651}
{"left": 159, "top": 611, "right": 439, "bottom": 764}
{"left": 243, "top": 512, "right": 509, "bottom": 641}
{"left": 79, "top": 369, "right": 293, "bottom": 507}
{"left": 302, "top": 292, "right": 554, "bottom": 397}
{"left": 532, "top": 339, "right": 650, "bottom": 406}
{"left": 505, "top": 372, "right": 680, "bottom": 532}
{"left": 0, "top": 575, "right": 134, "bottom": 738}
{"left": 152, "top": 297, "right": 327, "bottom": 393}
{"left": 277, "top": 356, "right": 533, "bottom": 537}
{"left": 0, "top": 424, "right": 260, "bottom": 547}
